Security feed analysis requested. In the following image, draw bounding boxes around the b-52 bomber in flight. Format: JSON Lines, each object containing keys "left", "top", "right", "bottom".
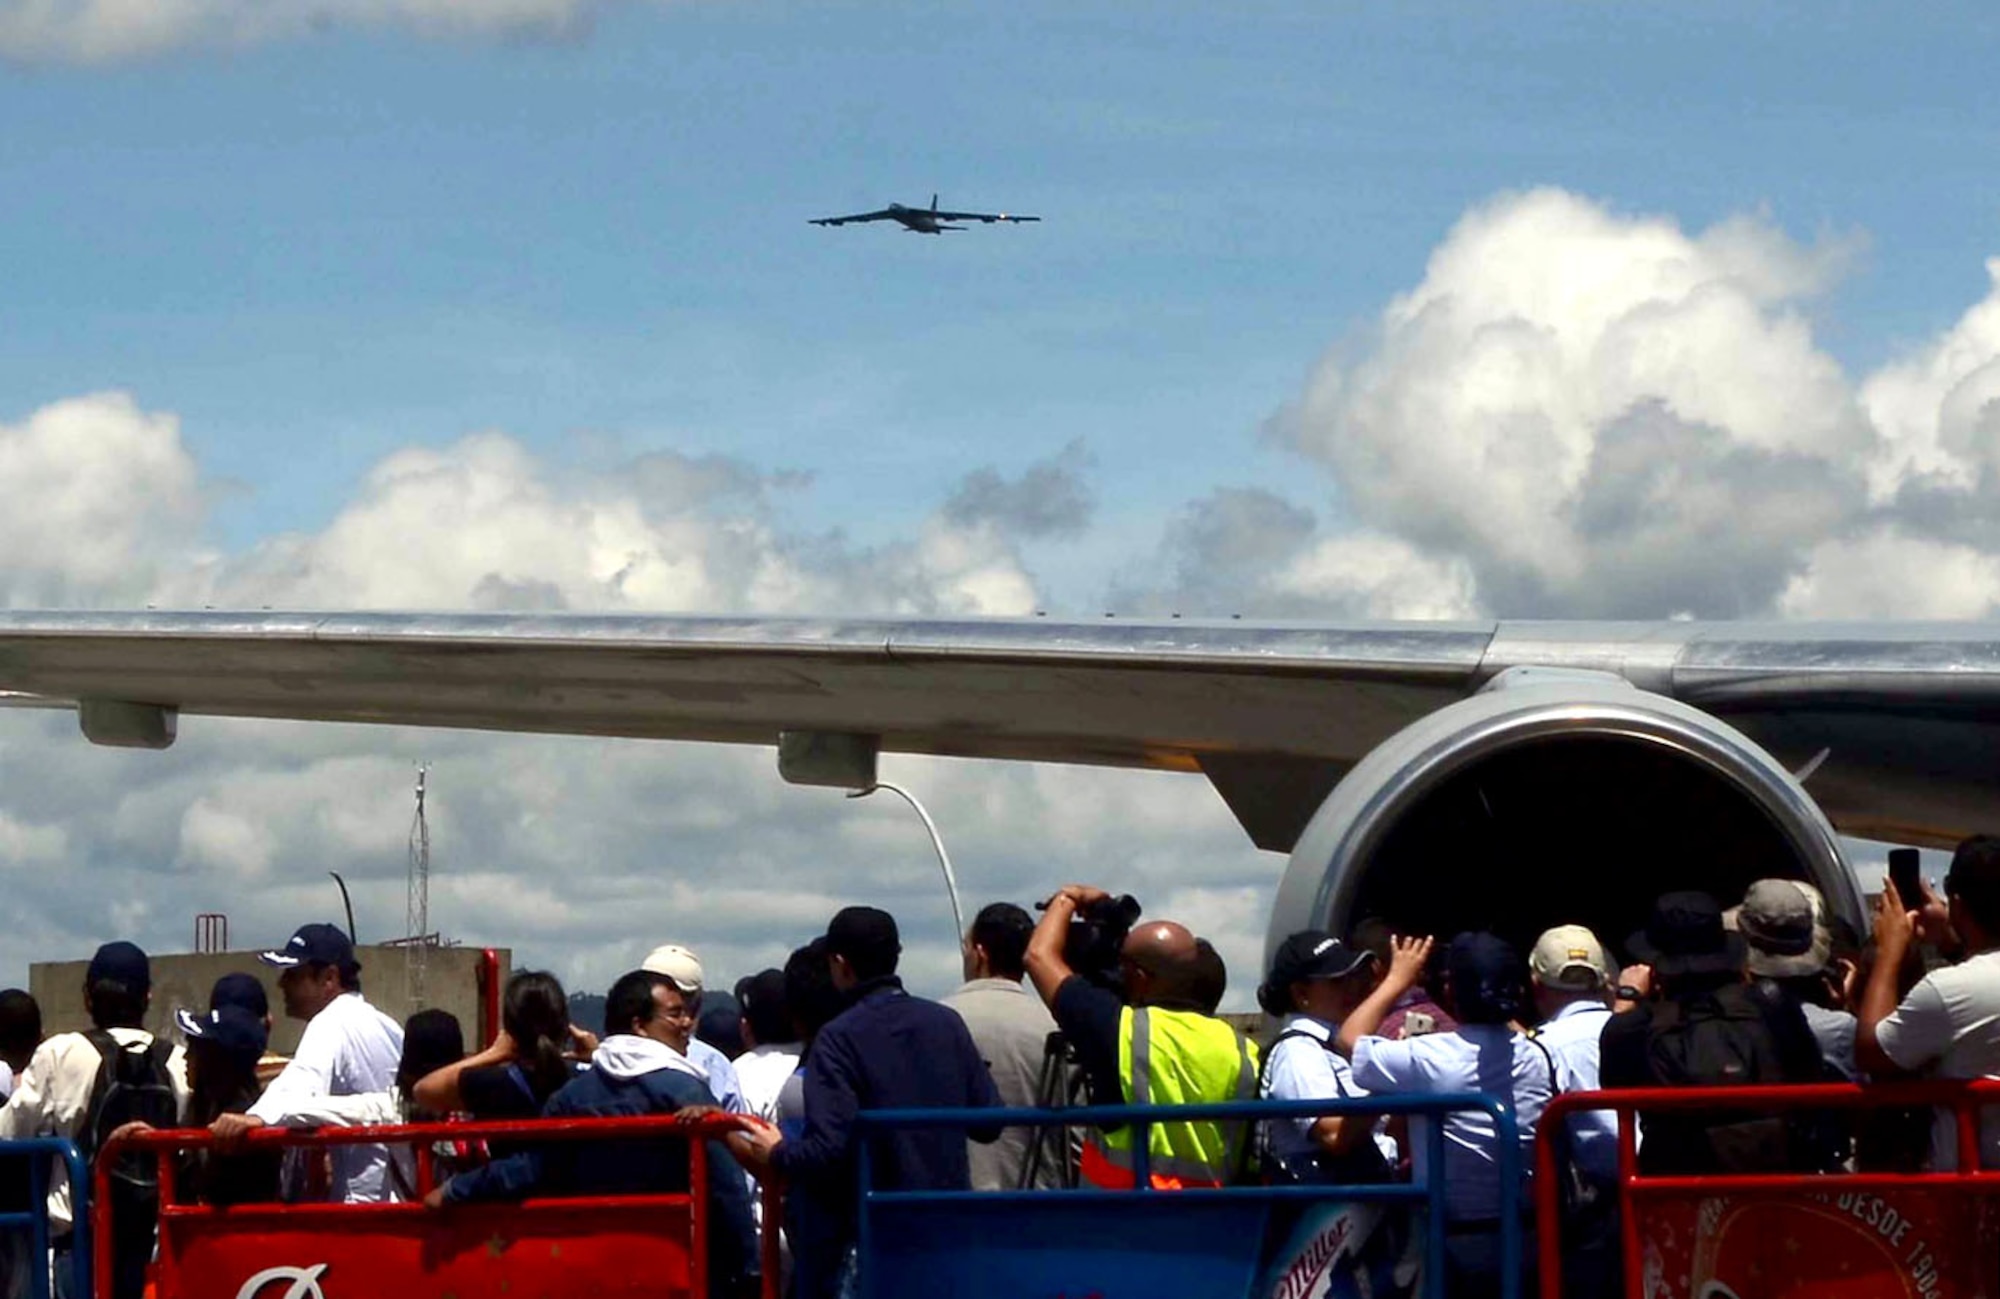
{"left": 810, "top": 194, "right": 1040, "bottom": 234}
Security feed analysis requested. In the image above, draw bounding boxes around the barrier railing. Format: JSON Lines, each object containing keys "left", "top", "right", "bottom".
{"left": 1533, "top": 1079, "right": 2000, "bottom": 1299}
{"left": 475, "top": 948, "right": 502, "bottom": 1049}
{"left": 855, "top": 1093, "right": 1523, "bottom": 1299}
{"left": 94, "top": 1112, "right": 777, "bottom": 1299}
{"left": 0, "top": 1137, "right": 90, "bottom": 1299}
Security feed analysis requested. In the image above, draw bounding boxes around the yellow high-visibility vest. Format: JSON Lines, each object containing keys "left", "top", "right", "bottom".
{"left": 1080, "top": 1006, "right": 1259, "bottom": 1189}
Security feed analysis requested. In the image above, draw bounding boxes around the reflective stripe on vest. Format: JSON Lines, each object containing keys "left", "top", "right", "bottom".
{"left": 1081, "top": 1006, "right": 1259, "bottom": 1189}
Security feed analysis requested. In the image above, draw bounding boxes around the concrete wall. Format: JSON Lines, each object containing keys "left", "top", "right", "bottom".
{"left": 30, "top": 945, "right": 511, "bottom": 1056}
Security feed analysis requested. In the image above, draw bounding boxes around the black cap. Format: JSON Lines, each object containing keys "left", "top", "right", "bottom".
{"left": 826, "top": 906, "right": 900, "bottom": 964}
{"left": 259, "top": 923, "right": 357, "bottom": 973}
{"left": 1258, "top": 930, "right": 1375, "bottom": 1016}
{"left": 87, "top": 942, "right": 150, "bottom": 993}
{"left": 1627, "top": 891, "right": 1745, "bottom": 978}
{"left": 209, "top": 973, "right": 269, "bottom": 1019}
{"left": 175, "top": 1005, "right": 268, "bottom": 1071}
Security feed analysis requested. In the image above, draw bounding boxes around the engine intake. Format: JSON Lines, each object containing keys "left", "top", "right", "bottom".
{"left": 1265, "top": 672, "right": 1859, "bottom": 967}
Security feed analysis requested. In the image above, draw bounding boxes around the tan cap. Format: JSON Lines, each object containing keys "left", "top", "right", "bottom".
{"left": 1529, "top": 925, "right": 1614, "bottom": 991}
{"left": 641, "top": 944, "right": 704, "bottom": 995}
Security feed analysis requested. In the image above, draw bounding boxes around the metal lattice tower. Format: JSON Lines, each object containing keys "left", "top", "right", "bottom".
{"left": 406, "top": 765, "right": 431, "bottom": 1008}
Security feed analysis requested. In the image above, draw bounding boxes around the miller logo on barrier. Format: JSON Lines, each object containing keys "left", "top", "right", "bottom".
{"left": 235, "top": 1264, "right": 330, "bottom": 1299}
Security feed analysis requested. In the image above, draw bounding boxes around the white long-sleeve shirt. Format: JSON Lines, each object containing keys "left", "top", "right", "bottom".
{"left": 248, "top": 993, "right": 403, "bottom": 1203}
{"left": 263, "top": 1090, "right": 422, "bottom": 1201}
{"left": 0, "top": 1029, "right": 189, "bottom": 1232}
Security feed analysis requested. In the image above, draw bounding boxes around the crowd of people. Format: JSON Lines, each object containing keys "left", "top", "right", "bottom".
{"left": 0, "top": 834, "right": 1996, "bottom": 1299}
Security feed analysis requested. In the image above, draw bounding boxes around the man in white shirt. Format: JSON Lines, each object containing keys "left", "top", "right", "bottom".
{"left": 1859, "top": 836, "right": 2000, "bottom": 1169}
{"left": 1527, "top": 924, "right": 1617, "bottom": 1298}
{"left": 642, "top": 944, "right": 746, "bottom": 1114}
{"left": 1527, "top": 924, "right": 1616, "bottom": 1182}
{"left": 0, "top": 943, "right": 188, "bottom": 1299}
{"left": 733, "top": 969, "right": 801, "bottom": 1124}
{"left": 240, "top": 923, "right": 404, "bottom": 1201}
{"left": 943, "top": 903, "right": 1061, "bottom": 1190}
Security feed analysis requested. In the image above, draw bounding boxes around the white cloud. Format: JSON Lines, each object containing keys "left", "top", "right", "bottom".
{"left": 0, "top": 0, "right": 614, "bottom": 65}
{"left": 1274, "top": 189, "right": 1875, "bottom": 617}
{"left": 1779, "top": 529, "right": 2000, "bottom": 620}
{"left": 0, "top": 393, "right": 208, "bottom": 608}
{"left": 1861, "top": 258, "right": 2000, "bottom": 498}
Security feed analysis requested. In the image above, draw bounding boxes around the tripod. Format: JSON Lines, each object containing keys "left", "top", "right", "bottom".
{"left": 1019, "top": 1030, "right": 1091, "bottom": 1190}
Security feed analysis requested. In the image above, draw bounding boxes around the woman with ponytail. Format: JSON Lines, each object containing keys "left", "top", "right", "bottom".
{"left": 413, "top": 970, "right": 583, "bottom": 1120}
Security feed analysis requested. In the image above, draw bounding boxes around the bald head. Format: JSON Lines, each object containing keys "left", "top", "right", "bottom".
{"left": 1122, "top": 922, "right": 1203, "bottom": 1004}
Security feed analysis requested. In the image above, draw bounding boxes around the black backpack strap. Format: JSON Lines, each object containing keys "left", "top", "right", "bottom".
{"left": 1524, "top": 1032, "right": 1561, "bottom": 1094}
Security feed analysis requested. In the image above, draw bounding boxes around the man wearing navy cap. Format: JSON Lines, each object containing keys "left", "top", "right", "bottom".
{"left": 733, "top": 906, "right": 1000, "bottom": 1299}
{"left": 238, "top": 922, "right": 403, "bottom": 1202}
{"left": 0, "top": 941, "right": 188, "bottom": 1298}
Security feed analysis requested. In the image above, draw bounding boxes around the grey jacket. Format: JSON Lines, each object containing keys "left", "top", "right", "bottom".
{"left": 943, "top": 977, "right": 1062, "bottom": 1190}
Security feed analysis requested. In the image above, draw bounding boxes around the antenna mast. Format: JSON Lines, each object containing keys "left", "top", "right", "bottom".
{"left": 406, "top": 764, "right": 431, "bottom": 1008}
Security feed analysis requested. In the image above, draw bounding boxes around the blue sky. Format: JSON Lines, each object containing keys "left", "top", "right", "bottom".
{"left": 4, "top": 0, "right": 2000, "bottom": 992}
{"left": 6, "top": 0, "right": 1997, "bottom": 584}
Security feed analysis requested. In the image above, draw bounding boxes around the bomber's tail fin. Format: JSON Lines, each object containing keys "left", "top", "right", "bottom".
{"left": 932, "top": 193, "right": 939, "bottom": 212}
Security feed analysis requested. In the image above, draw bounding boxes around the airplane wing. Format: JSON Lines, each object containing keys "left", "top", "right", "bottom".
{"left": 0, "top": 611, "right": 1997, "bottom": 849}
{"left": 809, "top": 209, "right": 898, "bottom": 226}
{"left": 933, "top": 210, "right": 1039, "bottom": 224}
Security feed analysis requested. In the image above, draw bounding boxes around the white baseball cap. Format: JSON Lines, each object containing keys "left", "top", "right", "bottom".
{"left": 1529, "top": 925, "right": 1615, "bottom": 991}
{"left": 641, "top": 944, "right": 704, "bottom": 996}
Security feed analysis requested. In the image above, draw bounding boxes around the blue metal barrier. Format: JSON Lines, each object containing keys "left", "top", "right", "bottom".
{"left": 854, "top": 1093, "right": 1521, "bottom": 1299}
{"left": 0, "top": 1137, "right": 90, "bottom": 1299}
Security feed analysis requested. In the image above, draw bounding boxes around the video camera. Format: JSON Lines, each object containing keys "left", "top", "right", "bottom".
{"left": 1053, "top": 892, "right": 1143, "bottom": 991}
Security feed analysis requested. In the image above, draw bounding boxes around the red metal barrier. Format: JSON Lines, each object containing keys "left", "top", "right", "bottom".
{"left": 95, "top": 1112, "right": 776, "bottom": 1299}
{"left": 1535, "top": 1079, "right": 2000, "bottom": 1299}
{"left": 477, "top": 947, "right": 502, "bottom": 1049}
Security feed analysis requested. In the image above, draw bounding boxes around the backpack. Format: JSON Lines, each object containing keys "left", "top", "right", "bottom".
{"left": 80, "top": 1030, "right": 179, "bottom": 1191}
{"left": 1638, "top": 989, "right": 1793, "bottom": 1173}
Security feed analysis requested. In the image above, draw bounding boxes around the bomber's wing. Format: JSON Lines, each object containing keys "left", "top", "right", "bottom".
{"left": 809, "top": 209, "right": 898, "bottom": 226}
{"left": 931, "top": 209, "right": 1039, "bottom": 224}
{"left": 2, "top": 613, "right": 2000, "bottom": 849}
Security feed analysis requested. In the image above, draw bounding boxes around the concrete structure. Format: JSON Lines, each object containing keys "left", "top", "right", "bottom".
{"left": 31, "top": 945, "right": 510, "bottom": 1056}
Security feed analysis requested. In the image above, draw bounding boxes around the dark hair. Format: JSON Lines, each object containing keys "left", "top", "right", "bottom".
{"left": 696, "top": 995, "right": 745, "bottom": 1059}
{"left": 826, "top": 906, "right": 900, "bottom": 981}
{"left": 186, "top": 1037, "right": 262, "bottom": 1127}
{"left": 503, "top": 970, "right": 572, "bottom": 1103}
{"left": 970, "top": 903, "right": 1034, "bottom": 981}
{"left": 1348, "top": 918, "right": 1394, "bottom": 964}
{"left": 397, "top": 1009, "right": 466, "bottom": 1101}
{"left": 86, "top": 978, "right": 147, "bottom": 1031}
{"left": 783, "top": 940, "right": 843, "bottom": 1048}
{"left": 736, "top": 970, "right": 795, "bottom": 1047}
{"left": 302, "top": 960, "right": 362, "bottom": 994}
{"left": 1947, "top": 835, "right": 2000, "bottom": 933}
{"left": 0, "top": 989, "right": 41, "bottom": 1066}
{"left": 1445, "top": 931, "right": 1526, "bottom": 1026}
{"left": 605, "top": 969, "right": 677, "bottom": 1038}
{"left": 1190, "top": 939, "right": 1227, "bottom": 1015}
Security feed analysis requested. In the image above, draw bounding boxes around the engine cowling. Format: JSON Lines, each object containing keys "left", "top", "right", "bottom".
{"left": 1265, "top": 670, "right": 1860, "bottom": 964}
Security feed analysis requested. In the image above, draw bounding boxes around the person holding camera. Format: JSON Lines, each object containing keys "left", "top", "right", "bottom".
{"left": 1024, "top": 885, "right": 1258, "bottom": 1190}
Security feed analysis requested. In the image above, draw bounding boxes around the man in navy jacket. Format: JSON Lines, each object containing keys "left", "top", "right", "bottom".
{"left": 736, "top": 907, "right": 1002, "bottom": 1299}
{"left": 436, "top": 968, "right": 758, "bottom": 1299}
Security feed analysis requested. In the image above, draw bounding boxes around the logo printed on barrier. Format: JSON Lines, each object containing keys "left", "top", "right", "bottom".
{"left": 235, "top": 1264, "right": 329, "bottom": 1299}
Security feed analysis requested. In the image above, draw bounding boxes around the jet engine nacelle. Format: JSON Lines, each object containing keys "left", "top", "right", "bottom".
{"left": 1266, "top": 669, "right": 1861, "bottom": 965}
